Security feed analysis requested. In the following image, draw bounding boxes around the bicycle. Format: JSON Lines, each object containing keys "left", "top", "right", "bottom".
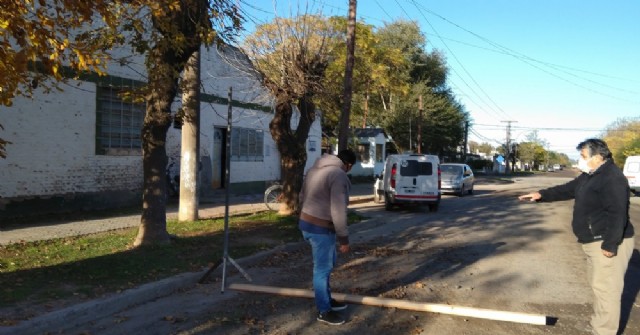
{"left": 264, "top": 182, "right": 284, "bottom": 211}
{"left": 165, "top": 158, "right": 180, "bottom": 198}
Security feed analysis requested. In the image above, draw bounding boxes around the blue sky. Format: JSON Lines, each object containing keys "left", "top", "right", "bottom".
{"left": 238, "top": 1, "right": 640, "bottom": 159}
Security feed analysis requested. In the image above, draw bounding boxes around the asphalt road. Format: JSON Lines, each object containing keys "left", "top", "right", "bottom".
{"left": 3, "top": 172, "right": 639, "bottom": 335}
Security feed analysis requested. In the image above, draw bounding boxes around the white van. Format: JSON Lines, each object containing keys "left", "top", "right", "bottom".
{"left": 623, "top": 155, "right": 640, "bottom": 195}
{"left": 373, "top": 154, "right": 441, "bottom": 211}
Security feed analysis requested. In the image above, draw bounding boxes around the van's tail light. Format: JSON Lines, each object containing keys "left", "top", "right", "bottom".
{"left": 437, "top": 165, "right": 441, "bottom": 190}
{"left": 390, "top": 164, "right": 397, "bottom": 189}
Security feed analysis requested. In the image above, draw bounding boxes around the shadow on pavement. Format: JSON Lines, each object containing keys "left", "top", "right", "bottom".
{"left": 620, "top": 248, "right": 640, "bottom": 333}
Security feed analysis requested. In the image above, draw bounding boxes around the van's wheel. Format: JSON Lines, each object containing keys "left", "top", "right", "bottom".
{"left": 468, "top": 186, "right": 474, "bottom": 195}
{"left": 428, "top": 203, "right": 439, "bottom": 212}
{"left": 457, "top": 185, "right": 465, "bottom": 197}
{"left": 384, "top": 193, "right": 393, "bottom": 211}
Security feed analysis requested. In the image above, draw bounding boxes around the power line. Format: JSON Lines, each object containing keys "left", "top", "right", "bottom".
{"left": 406, "top": 1, "right": 640, "bottom": 103}
{"left": 407, "top": 0, "right": 512, "bottom": 121}
{"left": 474, "top": 124, "right": 604, "bottom": 132}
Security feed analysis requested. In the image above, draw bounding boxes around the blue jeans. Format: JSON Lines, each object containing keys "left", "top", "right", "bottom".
{"left": 301, "top": 230, "right": 336, "bottom": 313}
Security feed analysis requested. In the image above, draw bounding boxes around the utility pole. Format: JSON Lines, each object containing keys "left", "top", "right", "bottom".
{"left": 501, "top": 120, "right": 517, "bottom": 174}
{"left": 338, "top": 0, "right": 357, "bottom": 151}
{"left": 409, "top": 115, "right": 412, "bottom": 152}
{"left": 362, "top": 92, "right": 368, "bottom": 128}
{"left": 417, "top": 95, "right": 423, "bottom": 154}
{"left": 463, "top": 121, "right": 469, "bottom": 162}
{"left": 178, "top": 50, "right": 200, "bottom": 221}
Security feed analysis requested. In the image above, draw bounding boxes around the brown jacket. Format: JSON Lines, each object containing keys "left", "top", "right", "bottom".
{"left": 299, "top": 154, "right": 351, "bottom": 245}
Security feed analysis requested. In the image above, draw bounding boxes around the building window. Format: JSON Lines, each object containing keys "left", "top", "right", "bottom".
{"left": 231, "top": 127, "right": 264, "bottom": 161}
{"left": 96, "top": 86, "right": 144, "bottom": 155}
{"left": 357, "top": 144, "right": 370, "bottom": 163}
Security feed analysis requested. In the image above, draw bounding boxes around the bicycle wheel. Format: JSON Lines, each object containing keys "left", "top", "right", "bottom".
{"left": 264, "top": 184, "right": 283, "bottom": 211}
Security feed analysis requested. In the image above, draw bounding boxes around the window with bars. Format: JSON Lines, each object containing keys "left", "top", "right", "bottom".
{"left": 231, "top": 127, "right": 264, "bottom": 161}
{"left": 96, "top": 86, "right": 145, "bottom": 155}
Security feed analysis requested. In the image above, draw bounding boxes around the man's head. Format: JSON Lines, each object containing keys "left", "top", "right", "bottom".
{"left": 576, "top": 138, "right": 612, "bottom": 161}
{"left": 337, "top": 149, "right": 356, "bottom": 172}
{"left": 576, "top": 138, "right": 612, "bottom": 173}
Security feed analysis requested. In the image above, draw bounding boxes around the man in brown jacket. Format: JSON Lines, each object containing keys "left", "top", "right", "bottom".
{"left": 299, "top": 149, "right": 356, "bottom": 325}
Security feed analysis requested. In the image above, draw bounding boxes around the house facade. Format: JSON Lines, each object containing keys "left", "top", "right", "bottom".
{"left": 349, "top": 128, "right": 396, "bottom": 177}
{"left": 0, "top": 45, "right": 321, "bottom": 219}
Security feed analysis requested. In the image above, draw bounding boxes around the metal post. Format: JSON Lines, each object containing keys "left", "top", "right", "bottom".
{"left": 221, "top": 87, "right": 233, "bottom": 292}
{"left": 220, "top": 87, "right": 251, "bottom": 293}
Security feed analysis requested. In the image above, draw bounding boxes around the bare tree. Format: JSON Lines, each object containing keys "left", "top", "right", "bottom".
{"left": 243, "top": 15, "right": 337, "bottom": 213}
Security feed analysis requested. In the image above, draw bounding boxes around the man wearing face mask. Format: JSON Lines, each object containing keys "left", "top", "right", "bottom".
{"left": 519, "top": 138, "right": 635, "bottom": 335}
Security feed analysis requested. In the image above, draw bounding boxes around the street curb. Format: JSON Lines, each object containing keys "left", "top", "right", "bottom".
{"left": 0, "top": 270, "right": 208, "bottom": 335}
{"left": 350, "top": 196, "right": 373, "bottom": 205}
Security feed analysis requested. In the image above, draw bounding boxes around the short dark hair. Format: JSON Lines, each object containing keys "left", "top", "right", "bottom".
{"left": 577, "top": 138, "right": 612, "bottom": 160}
{"left": 337, "top": 149, "right": 357, "bottom": 165}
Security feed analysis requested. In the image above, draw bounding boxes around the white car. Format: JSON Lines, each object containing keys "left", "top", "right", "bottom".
{"left": 440, "top": 163, "right": 474, "bottom": 196}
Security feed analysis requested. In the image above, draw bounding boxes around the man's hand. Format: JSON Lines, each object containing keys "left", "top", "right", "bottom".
{"left": 518, "top": 192, "right": 542, "bottom": 202}
{"left": 601, "top": 249, "right": 615, "bottom": 258}
{"left": 338, "top": 244, "right": 350, "bottom": 254}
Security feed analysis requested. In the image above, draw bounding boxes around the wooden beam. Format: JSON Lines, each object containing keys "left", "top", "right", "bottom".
{"left": 228, "top": 283, "right": 550, "bottom": 326}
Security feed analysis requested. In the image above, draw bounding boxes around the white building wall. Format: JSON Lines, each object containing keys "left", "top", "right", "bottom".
{"left": 0, "top": 80, "right": 142, "bottom": 201}
{"left": 0, "top": 43, "right": 322, "bottom": 217}
{"left": 164, "top": 45, "right": 282, "bottom": 186}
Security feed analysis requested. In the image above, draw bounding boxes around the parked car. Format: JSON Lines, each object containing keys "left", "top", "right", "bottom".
{"left": 373, "top": 154, "right": 441, "bottom": 211}
{"left": 623, "top": 155, "right": 640, "bottom": 196}
{"left": 553, "top": 164, "right": 561, "bottom": 171}
{"left": 440, "top": 163, "right": 475, "bottom": 196}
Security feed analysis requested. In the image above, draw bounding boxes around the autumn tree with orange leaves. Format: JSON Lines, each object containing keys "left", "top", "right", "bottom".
{"left": 0, "top": 0, "right": 123, "bottom": 158}
{"left": 1, "top": 0, "right": 243, "bottom": 246}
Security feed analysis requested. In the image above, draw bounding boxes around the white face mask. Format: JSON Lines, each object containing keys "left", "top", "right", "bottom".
{"left": 577, "top": 157, "right": 591, "bottom": 173}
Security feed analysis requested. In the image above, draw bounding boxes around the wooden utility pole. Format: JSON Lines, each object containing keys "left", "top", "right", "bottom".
{"left": 338, "top": 0, "right": 357, "bottom": 151}
{"left": 417, "top": 95, "right": 423, "bottom": 154}
{"left": 463, "top": 121, "right": 469, "bottom": 162}
{"left": 362, "top": 92, "right": 369, "bottom": 128}
{"left": 501, "top": 120, "right": 517, "bottom": 174}
{"left": 229, "top": 283, "right": 549, "bottom": 325}
{"left": 178, "top": 50, "right": 200, "bottom": 221}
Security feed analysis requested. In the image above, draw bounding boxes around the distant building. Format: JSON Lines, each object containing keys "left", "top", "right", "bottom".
{"left": 348, "top": 128, "right": 397, "bottom": 177}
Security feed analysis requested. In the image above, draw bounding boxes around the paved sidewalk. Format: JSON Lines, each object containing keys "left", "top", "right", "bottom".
{"left": 0, "top": 182, "right": 374, "bottom": 245}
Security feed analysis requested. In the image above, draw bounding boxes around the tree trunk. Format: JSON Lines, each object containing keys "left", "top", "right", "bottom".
{"left": 337, "top": 0, "right": 357, "bottom": 151}
{"left": 269, "top": 93, "right": 316, "bottom": 214}
{"left": 134, "top": 49, "right": 182, "bottom": 246}
{"left": 134, "top": 0, "right": 204, "bottom": 246}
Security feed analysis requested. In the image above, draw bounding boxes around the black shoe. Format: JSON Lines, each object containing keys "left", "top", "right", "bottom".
{"left": 330, "top": 298, "right": 348, "bottom": 311}
{"left": 317, "top": 311, "right": 345, "bottom": 325}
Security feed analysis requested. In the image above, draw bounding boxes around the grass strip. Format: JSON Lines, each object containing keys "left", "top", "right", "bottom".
{"left": 0, "top": 211, "right": 362, "bottom": 311}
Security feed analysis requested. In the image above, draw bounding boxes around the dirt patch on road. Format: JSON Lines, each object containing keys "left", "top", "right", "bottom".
{"left": 174, "top": 238, "right": 553, "bottom": 335}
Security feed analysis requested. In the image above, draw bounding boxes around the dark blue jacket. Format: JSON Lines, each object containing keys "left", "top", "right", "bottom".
{"left": 539, "top": 160, "right": 634, "bottom": 254}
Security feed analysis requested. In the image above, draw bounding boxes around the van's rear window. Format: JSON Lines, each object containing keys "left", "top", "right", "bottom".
{"left": 400, "top": 161, "right": 433, "bottom": 176}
